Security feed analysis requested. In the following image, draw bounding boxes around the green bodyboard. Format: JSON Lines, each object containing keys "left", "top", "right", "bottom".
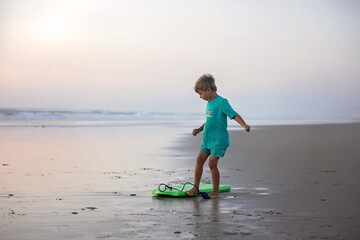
{"left": 152, "top": 183, "right": 231, "bottom": 197}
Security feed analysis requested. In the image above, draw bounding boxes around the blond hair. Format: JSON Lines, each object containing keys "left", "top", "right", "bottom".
{"left": 194, "top": 73, "right": 217, "bottom": 93}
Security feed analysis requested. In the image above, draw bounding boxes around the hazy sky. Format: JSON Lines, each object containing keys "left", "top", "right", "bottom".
{"left": 1, "top": 0, "right": 359, "bottom": 119}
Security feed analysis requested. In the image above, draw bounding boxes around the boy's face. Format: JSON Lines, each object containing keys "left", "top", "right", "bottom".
{"left": 197, "top": 89, "right": 212, "bottom": 101}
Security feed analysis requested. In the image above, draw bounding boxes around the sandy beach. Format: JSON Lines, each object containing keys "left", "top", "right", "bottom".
{"left": 1, "top": 121, "right": 360, "bottom": 239}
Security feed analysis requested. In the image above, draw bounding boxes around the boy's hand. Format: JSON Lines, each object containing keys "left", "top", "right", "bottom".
{"left": 244, "top": 125, "right": 250, "bottom": 132}
{"left": 192, "top": 123, "right": 204, "bottom": 136}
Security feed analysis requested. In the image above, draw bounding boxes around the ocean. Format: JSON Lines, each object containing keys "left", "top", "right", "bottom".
{"left": 0, "top": 108, "right": 357, "bottom": 128}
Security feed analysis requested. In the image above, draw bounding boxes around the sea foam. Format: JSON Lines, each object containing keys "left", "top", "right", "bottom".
{"left": 0, "top": 109, "right": 201, "bottom": 121}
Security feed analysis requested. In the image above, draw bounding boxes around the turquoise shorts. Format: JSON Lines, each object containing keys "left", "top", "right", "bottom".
{"left": 200, "top": 145, "right": 227, "bottom": 158}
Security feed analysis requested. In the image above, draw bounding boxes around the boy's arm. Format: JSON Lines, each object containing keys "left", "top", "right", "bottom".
{"left": 233, "top": 114, "right": 250, "bottom": 132}
{"left": 192, "top": 123, "right": 205, "bottom": 136}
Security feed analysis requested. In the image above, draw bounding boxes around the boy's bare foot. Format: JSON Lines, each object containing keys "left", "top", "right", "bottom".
{"left": 208, "top": 192, "right": 220, "bottom": 199}
{"left": 185, "top": 187, "right": 198, "bottom": 196}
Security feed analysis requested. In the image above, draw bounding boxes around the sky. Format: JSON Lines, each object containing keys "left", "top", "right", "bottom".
{"left": 1, "top": 0, "right": 359, "bottom": 119}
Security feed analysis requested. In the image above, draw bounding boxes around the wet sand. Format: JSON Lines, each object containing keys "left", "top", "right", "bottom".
{"left": 1, "top": 122, "right": 360, "bottom": 239}
{"left": 178, "top": 123, "right": 360, "bottom": 239}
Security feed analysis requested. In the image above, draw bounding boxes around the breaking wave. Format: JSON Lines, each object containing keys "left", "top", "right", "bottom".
{"left": 0, "top": 108, "right": 201, "bottom": 121}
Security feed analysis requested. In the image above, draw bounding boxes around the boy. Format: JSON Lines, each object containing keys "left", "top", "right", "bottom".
{"left": 186, "top": 73, "right": 250, "bottom": 199}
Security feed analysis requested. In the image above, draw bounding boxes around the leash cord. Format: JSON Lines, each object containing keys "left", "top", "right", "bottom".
{"left": 157, "top": 182, "right": 210, "bottom": 199}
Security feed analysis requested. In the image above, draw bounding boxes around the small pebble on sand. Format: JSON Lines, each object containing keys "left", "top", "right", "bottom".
{"left": 86, "top": 207, "right": 97, "bottom": 210}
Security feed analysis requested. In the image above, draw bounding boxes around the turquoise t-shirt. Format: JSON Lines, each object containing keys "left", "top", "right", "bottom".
{"left": 202, "top": 96, "right": 238, "bottom": 149}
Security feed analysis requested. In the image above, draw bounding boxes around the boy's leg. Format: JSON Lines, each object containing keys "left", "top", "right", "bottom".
{"left": 208, "top": 156, "right": 220, "bottom": 198}
{"left": 186, "top": 151, "right": 210, "bottom": 196}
